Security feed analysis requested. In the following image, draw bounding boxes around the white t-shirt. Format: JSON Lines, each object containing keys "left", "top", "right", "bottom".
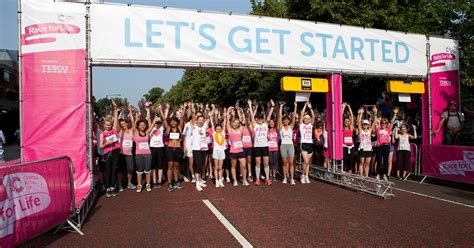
{"left": 359, "top": 129, "right": 372, "bottom": 151}
{"left": 280, "top": 126, "right": 293, "bottom": 145}
{"left": 192, "top": 124, "right": 209, "bottom": 151}
{"left": 213, "top": 131, "right": 226, "bottom": 151}
{"left": 299, "top": 123, "right": 313, "bottom": 144}
{"left": 253, "top": 123, "right": 269, "bottom": 147}
{"left": 398, "top": 134, "right": 411, "bottom": 151}
{"left": 183, "top": 122, "right": 193, "bottom": 148}
{"left": 442, "top": 111, "right": 464, "bottom": 130}
{"left": 149, "top": 126, "right": 164, "bottom": 148}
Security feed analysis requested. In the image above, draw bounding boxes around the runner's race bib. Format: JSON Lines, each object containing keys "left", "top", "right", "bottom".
{"left": 257, "top": 136, "right": 266, "bottom": 143}
{"left": 269, "top": 141, "right": 278, "bottom": 148}
{"left": 206, "top": 137, "right": 212, "bottom": 144}
{"left": 122, "top": 140, "right": 133, "bottom": 147}
{"left": 242, "top": 136, "right": 251, "bottom": 143}
{"left": 379, "top": 130, "right": 388, "bottom": 135}
{"left": 233, "top": 141, "right": 243, "bottom": 148}
{"left": 150, "top": 139, "right": 163, "bottom": 147}
{"left": 169, "top": 132, "right": 180, "bottom": 140}
{"left": 106, "top": 134, "right": 118, "bottom": 143}
{"left": 139, "top": 142, "right": 149, "bottom": 150}
{"left": 304, "top": 134, "right": 312, "bottom": 140}
{"left": 344, "top": 137, "right": 353, "bottom": 144}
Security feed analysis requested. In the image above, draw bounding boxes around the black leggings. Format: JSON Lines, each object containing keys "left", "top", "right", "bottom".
{"left": 343, "top": 146, "right": 354, "bottom": 172}
{"left": 397, "top": 150, "right": 411, "bottom": 171}
{"left": 376, "top": 145, "right": 390, "bottom": 176}
{"left": 104, "top": 149, "right": 120, "bottom": 188}
{"left": 193, "top": 150, "right": 207, "bottom": 175}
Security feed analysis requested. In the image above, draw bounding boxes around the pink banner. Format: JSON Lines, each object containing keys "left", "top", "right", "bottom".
{"left": 0, "top": 157, "right": 73, "bottom": 247}
{"left": 326, "top": 74, "right": 343, "bottom": 160}
{"left": 422, "top": 144, "right": 474, "bottom": 184}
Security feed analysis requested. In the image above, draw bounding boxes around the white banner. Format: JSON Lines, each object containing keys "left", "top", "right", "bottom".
{"left": 90, "top": 3, "right": 428, "bottom": 76}
{"left": 428, "top": 37, "right": 459, "bottom": 74}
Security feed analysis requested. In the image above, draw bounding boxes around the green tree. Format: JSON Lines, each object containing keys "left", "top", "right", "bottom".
{"left": 93, "top": 97, "right": 123, "bottom": 117}
{"left": 143, "top": 87, "right": 165, "bottom": 103}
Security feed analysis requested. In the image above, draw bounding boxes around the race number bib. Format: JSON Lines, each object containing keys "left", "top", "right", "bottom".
{"left": 379, "top": 130, "right": 388, "bottom": 135}
{"left": 233, "top": 141, "right": 243, "bottom": 148}
{"left": 257, "top": 136, "right": 266, "bottom": 142}
{"left": 106, "top": 134, "right": 118, "bottom": 143}
{"left": 139, "top": 142, "right": 149, "bottom": 150}
{"left": 169, "top": 132, "right": 180, "bottom": 140}
{"left": 206, "top": 137, "right": 212, "bottom": 144}
{"left": 242, "top": 136, "right": 251, "bottom": 143}
{"left": 122, "top": 140, "right": 133, "bottom": 147}
{"left": 344, "top": 137, "right": 353, "bottom": 144}
{"left": 150, "top": 139, "right": 163, "bottom": 147}
{"left": 304, "top": 134, "right": 312, "bottom": 140}
{"left": 269, "top": 141, "right": 278, "bottom": 148}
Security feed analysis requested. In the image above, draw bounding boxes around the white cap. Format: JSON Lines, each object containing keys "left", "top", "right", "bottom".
{"left": 362, "top": 120, "right": 370, "bottom": 125}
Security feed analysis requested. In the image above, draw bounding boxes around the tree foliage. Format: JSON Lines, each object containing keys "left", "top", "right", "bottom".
{"left": 93, "top": 97, "right": 124, "bottom": 117}
{"left": 161, "top": 0, "right": 473, "bottom": 106}
{"left": 143, "top": 87, "right": 165, "bottom": 103}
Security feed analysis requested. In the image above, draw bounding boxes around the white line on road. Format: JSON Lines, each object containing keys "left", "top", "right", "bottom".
{"left": 393, "top": 187, "right": 474, "bottom": 209}
{"left": 202, "top": 199, "right": 253, "bottom": 248}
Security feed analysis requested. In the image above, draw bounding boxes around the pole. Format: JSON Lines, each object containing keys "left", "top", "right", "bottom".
{"left": 17, "top": 0, "right": 23, "bottom": 162}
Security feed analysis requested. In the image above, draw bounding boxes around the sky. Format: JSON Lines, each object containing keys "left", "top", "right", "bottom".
{"left": 0, "top": 0, "right": 252, "bottom": 105}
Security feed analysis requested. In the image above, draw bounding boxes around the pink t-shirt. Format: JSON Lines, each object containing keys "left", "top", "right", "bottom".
{"left": 229, "top": 129, "right": 244, "bottom": 154}
{"left": 120, "top": 130, "right": 134, "bottom": 156}
{"left": 134, "top": 132, "right": 151, "bottom": 155}
{"left": 242, "top": 128, "right": 253, "bottom": 148}
{"left": 206, "top": 128, "right": 213, "bottom": 149}
{"left": 376, "top": 127, "right": 391, "bottom": 146}
{"left": 268, "top": 129, "right": 279, "bottom": 152}
{"left": 101, "top": 129, "right": 121, "bottom": 154}
{"left": 343, "top": 128, "right": 354, "bottom": 146}
{"left": 292, "top": 126, "right": 300, "bottom": 146}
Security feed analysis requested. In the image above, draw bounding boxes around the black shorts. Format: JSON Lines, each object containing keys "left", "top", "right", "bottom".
{"left": 166, "top": 146, "right": 183, "bottom": 162}
{"left": 254, "top": 147, "right": 269, "bottom": 157}
{"left": 151, "top": 147, "right": 165, "bottom": 169}
{"left": 119, "top": 154, "right": 134, "bottom": 174}
{"left": 229, "top": 152, "right": 245, "bottom": 160}
{"left": 301, "top": 143, "right": 313, "bottom": 154}
{"left": 359, "top": 150, "right": 372, "bottom": 158}
{"left": 193, "top": 150, "right": 207, "bottom": 174}
{"left": 243, "top": 147, "right": 252, "bottom": 157}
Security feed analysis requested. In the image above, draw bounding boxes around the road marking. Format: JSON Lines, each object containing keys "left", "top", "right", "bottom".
{"left": 202, "top": 199, "right": 253, "bottom": 248}
{"left": 393, "top": 187, "right": 474, "bottom": 209}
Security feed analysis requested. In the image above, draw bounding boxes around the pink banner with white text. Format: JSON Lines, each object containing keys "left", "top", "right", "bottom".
{"left": 0, "top": 157, "right": 73, "bottom": 247}
{"left": 427, "top": 37, "right": 460, "bottom": 145}
{"left": 21, "top": 0, "right": 89, "bottom": 208}
{"left": 422, "top": 144, "right": 474, "bottom": 184}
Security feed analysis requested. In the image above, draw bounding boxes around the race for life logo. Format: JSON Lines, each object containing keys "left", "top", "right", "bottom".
{"left": 21, "top": 14, "right": 81, "bottom": 46}
{"left": 439, "top": 151, "right": 474, "bottom": 176}
{"left": 430, "top": 48, "right": 456, "bottom": 68}
{"left": 0, "top": 173, "right": 51, "bottom": 238}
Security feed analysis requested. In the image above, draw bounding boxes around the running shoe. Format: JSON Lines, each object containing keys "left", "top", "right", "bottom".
{"left": 233, "top": 181, "right": 238, "bottom": 187}
{"left": 383, "top": 175, "right": 388, "bottom": 181}
{"left": 282, "top": 178, "right": 288, "bottom": 184}
{"left": 226, "top": 177, "right": 231, "bottom": 183}
{"left": 168, "top": 183, "right": 174, "bottom": 192}
{"left": 306, "top": 176, "right": 311, "bottom": 184}
{"left": 219, "top": 179, "right": 225, "bottom": 188}
{"left": 260, "top": 175, "right": 266, "bottom": 180}
{"left": 146, "top": 184, "right": 152, "bottom": 192}
{"left": 265, "top": 179, "right": 272, "bottom": 186}
{"left": 376, "top": 175, "right": 380, "bottom": 181}
{"left": 196, "top": 183, "right": 203, "bottom": 192}
{"left": 290, "top": 179, "right": 296, "bottom": 185}
{"left": 191, "top": 175, "right": 196, "bottom": 183}
{"left": 176, "top": 182, "right": 183, "bottom": 189}
{"left": 110, "top": 187, "right": 117, "bottom": 197}
{"left": 118, "top": 185, "right": 124, "bottom": 192}
{"left": 248, "top": 175, "right": 254, "bottom": 182}
{"left": 136, "top": 185, "right": 142, "bottom": 193}
{"left": 153, "top": 183, "right": 160, "bottom": 189}
{"left": 183, "top": 176, "right": 190, "bottom": 183}
{"left": 106, "top": 188, "right": 112, "bottom": 198}
{"left": 200, "top": 181, "right": 207, "bottom": 188}
{"left": 255, "top": 179, "right": 261, "bottom": 186}
{"left": 300, "top": 175, "right": 306, "bottom": 184}
{"left": 127, "top": 183, "right": 137, "bottom": 190}
{"left": 243, "top": 181, "right": 250, "bottom": 187}
{"left": 272, "top": 176, "right": 276, "bottom": 182}
{"left": 215, "top": 181, "right": 220, "bottom": 188}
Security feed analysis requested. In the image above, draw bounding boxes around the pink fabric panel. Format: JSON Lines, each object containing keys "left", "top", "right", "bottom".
{"left": 326, "top": 74, "right": 343, "bottom": 160}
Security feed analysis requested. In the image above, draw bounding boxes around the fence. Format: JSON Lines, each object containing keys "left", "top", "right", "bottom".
{"left": 0, "top": 156, "right": 74, "bottom": 247}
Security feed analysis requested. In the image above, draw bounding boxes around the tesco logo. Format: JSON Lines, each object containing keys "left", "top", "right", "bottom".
{"left": 439, "top": 80, "right": 452, "bottom": 87}
{"left": 41, "top": 65, "right": 68, "bottom": 74}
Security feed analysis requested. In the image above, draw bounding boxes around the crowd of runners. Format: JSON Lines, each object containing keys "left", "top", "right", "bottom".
{"left": 94, "top": 97, "right": 420, "bottom": 197}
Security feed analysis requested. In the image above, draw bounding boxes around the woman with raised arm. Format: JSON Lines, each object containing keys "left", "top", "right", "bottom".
{"left": 357, "top": 107, "right": 373, "bottom": 177}
{"left": 149, "top": 104, "right": 166, "bottom": 189}
{"left": 206, "top": 104, "right": 216, "bottom": 180}
{"left": 299, "top": 101, "right": 315, "bottom": 184}
{"left": 267, "top": 115, "right": 279, "bottom": 182}
{"left": 210, "top": 108, "right": 226, "bottom": 188}
{"left": 227, "top": 107, "right": 249, "bottom": 187}
{"left": 242, "top": 108, "right": 254, "bottom": 183}
{"left": 99, "top": 102, "right": 121, "bottom": 197}
{"left": 248, "top": 99, "right": 274, "bottom": 186}
{"left": 278, "top": 102, "right": 297, "bottom": 185}
{"left": 374, "top": 107, "right": 398, "bottom": 181}
{"left": 342, "top": 103, "right": 355, "bottom": 173}
{"left": 183, "top": 102, "right": 195, "bottom": 183}
{"left": 394, "top": 123, "right": 417, "bottom": 179}
{"left": 117, "top": 105, "right": 135, "bottom": 191}
{"left": 160, "top": 103, "right": 185, "bottom": 192}
{"left": 130, "top": 103, "right": 154, "bottom": 193}
{"left": 190, "top": 110, "right": 211, "bottom": 192}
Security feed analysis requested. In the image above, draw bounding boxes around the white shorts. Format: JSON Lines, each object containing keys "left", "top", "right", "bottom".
{"left": 212, "top": 149, "right": 226, "bottom": 160}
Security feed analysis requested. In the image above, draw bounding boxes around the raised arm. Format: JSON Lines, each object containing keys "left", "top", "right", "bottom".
{"left": 158, "top": 104, "right": 169, "bottom": 131}
{"left": 299, "top": 102, "right": 307, "bottom": 125}
{"left": 146, "top": 103, "right": 154, "bottom": 132}
{"left": 266, "top": 99, "right": 275, "bottom": 122}
{"left": 178, "top": 105, "right": 186, "bottom": 130}
{"left": 129, "top": 105, "right": 137, "bottom": 134}
{"left": 112, "top": 100, "right": 120, "bottom": 131}
{"left": 247, "top": 99, "right": 256, "bottom": 126}
{"left": 307, "top": 101, "right": 316, "bottom": 125}
{"left": 346, "top": 103, "right": 354, "bottom": 130}
{"left": 290, "top": 102, "right": 297, "bottom": 129}
{"left": 390, "top": 107, "right": 399, "bottom": 130}
{"left": 357, "top": 107, "right": 364, "bottom": 132}
{"left": 278, "top": 103, "right": 284, "bottom": 130}
{"left": 394, "top": 125, "right": 400, "bottom": 139}
{"left": 410, "top": 125, "right": 418, "bottom": 139}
